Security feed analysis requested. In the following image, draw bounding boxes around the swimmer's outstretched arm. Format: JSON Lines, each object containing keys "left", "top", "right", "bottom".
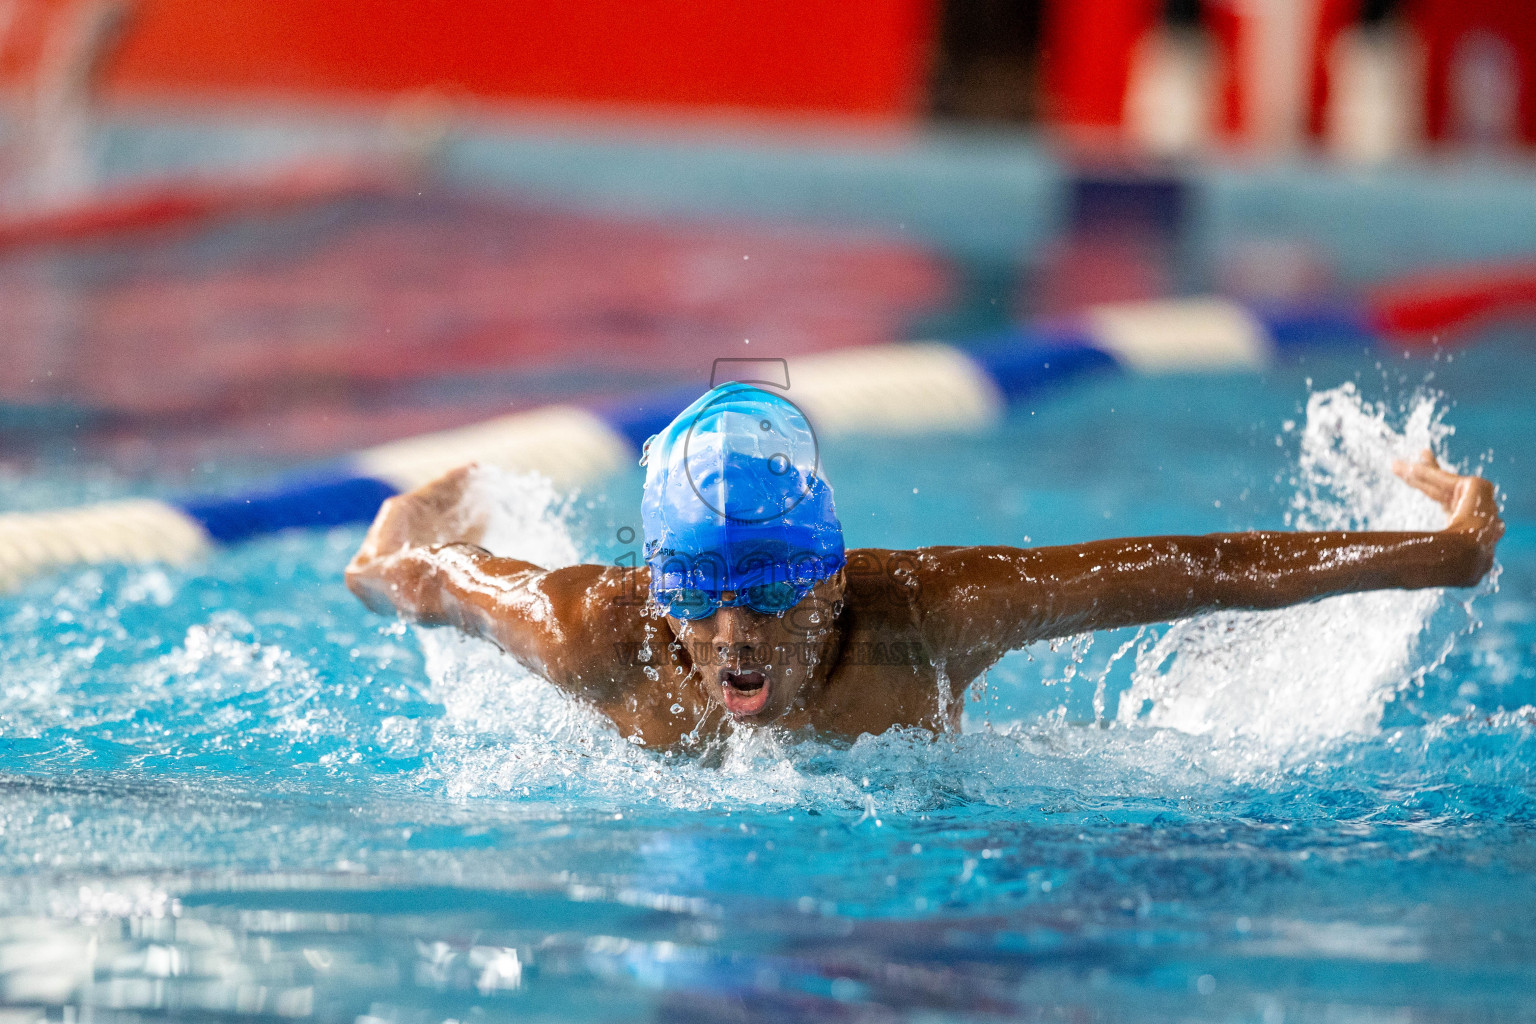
{"left": 913, "top": 451, "right": 1502, "bottom": 679}
{"left": 345, "top": 466, "right": 632, "bottom": 701}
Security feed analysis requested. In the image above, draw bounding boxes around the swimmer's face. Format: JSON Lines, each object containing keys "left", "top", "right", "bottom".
{"left": 665, "top": 573, "right": 846, "bottom": 724}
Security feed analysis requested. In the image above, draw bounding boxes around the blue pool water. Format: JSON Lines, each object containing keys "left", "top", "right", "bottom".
{"left": 1, "top": 334, "right": 1533, "bottom": 1022}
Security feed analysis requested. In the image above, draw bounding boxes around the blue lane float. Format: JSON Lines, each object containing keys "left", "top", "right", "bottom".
{"left": 0, "top": 294, "right": 1380, "bottom": 590}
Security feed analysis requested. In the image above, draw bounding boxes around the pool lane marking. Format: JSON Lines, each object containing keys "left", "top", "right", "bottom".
{"left": 774, "top": 342, "right": 1005, "bottom": 435}
{"left": 1085, "top": 298, "right": 1272, "bottom": 372}
{"left": 0, "top": 499, "right": 209, "bottom": 592}
{"left": 0, "top": 293, "right": 1381, "bottom": 588}
{"left": 352, "top": 405, "right": 634, "bottom": 492}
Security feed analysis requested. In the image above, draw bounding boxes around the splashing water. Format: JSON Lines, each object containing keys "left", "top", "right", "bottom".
{"left": 461, "top": 465, "right": 583, "bottom": 568}
{"left": 1115, "top": 383, "right": 1471, "bottom": 757}
{"left": 420, "top": 383, "right": 1488, "bottom": 808}
{"left": 416, "top": 468, "right": 617, "bottom": 796}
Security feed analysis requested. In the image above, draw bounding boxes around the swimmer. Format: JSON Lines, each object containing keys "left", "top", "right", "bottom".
{"left": 346, "top": 383, "right": 1503, "bottom": 747}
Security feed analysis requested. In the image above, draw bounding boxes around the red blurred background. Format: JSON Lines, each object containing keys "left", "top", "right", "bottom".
{"left": 0, "top": 0, "right": 937, "bottom": 117}
{"left": 3, "top": 0, "right": 1532, "bottom": 148}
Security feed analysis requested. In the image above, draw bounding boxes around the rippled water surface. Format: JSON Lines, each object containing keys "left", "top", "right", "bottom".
{"left": 1, "top": 336, "right": 1533, "bottom": 1022}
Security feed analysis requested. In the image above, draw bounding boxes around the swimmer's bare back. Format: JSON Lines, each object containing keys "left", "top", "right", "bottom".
{"left": 345, "top": 453, "right": 1502, "bottom": 748}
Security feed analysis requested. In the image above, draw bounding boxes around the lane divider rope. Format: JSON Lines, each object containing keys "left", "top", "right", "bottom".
{"left": 0, "top": 293, "right": 1399, "bottom": 590}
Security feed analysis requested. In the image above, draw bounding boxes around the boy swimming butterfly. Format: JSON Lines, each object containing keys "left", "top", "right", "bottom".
{"left": 347, "top": 382, "right": 1504, "bottom": 747}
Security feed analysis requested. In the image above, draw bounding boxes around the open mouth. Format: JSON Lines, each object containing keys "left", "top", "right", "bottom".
{"left": 720, "top": 670, "right": 770, "bottom": 717}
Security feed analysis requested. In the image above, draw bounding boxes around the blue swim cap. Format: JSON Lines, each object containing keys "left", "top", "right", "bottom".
{"left": 642, "top": 382, "right": 844, "bottom": 595}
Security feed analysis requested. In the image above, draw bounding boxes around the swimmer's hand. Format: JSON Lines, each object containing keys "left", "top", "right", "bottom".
{"left": 345, "top": 465, "right": 490, "bottom": 620}
{"left": 1392, "top": 449, "right": 1503, "bottom": 582}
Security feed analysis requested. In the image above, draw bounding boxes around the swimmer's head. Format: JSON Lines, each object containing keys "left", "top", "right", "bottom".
{"left": 641, "top": 382, "right": 846, "bottom": 721}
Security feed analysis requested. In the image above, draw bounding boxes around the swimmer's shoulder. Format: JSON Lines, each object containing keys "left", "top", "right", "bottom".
{"left": 531, "top": 561, "right": 656, "bottom": 641}
{"left": 843, "top": 546, "right": 964, "bottom": 629}
{"left": 842, "top": 543, "right": 1048, "bottom": 633}
{"left": 843, "top": 546, "right": 966, "bottom": 598}
{"left": 492, "top": 561, "right": 682, "bottom": 722}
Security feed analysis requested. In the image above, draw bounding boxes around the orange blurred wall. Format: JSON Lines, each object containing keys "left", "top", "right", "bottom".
{"left": 2, "top": 0, "right": 940, "bottom": 117}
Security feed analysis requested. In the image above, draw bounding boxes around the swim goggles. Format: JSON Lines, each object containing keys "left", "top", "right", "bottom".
{"left": 654, "top": 580, "right": 811, "bottom": 620}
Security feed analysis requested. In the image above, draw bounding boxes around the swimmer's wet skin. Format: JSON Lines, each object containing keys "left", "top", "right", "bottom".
{"left": 346, "top": 384, "right": 1504, "bottom": 749}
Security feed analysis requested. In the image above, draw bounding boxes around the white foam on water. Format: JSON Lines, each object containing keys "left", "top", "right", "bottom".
{"left": 461, "top": 465, "right": 584, "bottom": 569}
{"left": 1114, "top": 382, "right": 1463, "bottom": 760}
{"left": 413, "top": 468, "right": 621, "bottom": 790}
